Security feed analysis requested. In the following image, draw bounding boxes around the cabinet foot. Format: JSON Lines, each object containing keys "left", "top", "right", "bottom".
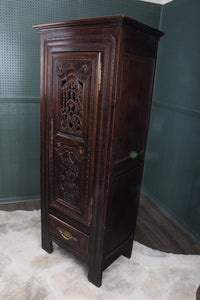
{"left": 42, "top": 240, "right": 53, "bottom": 253}
{"left": 123, "top": 244, "right": 133, "bottom": 259}
{"left": 88, "top": 268, "right": 103, "bottom": 287}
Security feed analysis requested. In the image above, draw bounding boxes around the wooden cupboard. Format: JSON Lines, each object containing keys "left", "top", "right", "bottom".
{"left": 33, "top": 15, "right": 163, "bottom": 287}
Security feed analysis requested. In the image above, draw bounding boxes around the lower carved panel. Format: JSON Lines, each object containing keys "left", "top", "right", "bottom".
{"left": 57, "top": 148, "right": 81, "bottom": 208}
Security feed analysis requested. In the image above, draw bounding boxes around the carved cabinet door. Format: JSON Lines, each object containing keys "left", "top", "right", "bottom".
{"left": 48, "top": 51, "right": 101, "bottom": 226}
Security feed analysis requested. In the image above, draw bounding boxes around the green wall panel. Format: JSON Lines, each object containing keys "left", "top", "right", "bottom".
{"left": 0, "top": 0, "right": 79, "bottom": 97}
{"left": 143, "top": 104, "right": 200, "bottom": 241}
{"left": 1, "top": 0, "right": 199, "bottom": 245}
{"left": 143, "top": 0, "right": 200, "bottom": 243}
{"left": 76, "top": 0, "right": 161, "bottom": 27}
{"left": 154, "top": 0, "right": 200, "bottom": 111}
{"left": 0, "top": 0, "right": 161, "bottom": 98}
{"left": 1, "top": 0, "right": 199, "bottom": 244}
{"left": 0, "top": 0, "right": 161, "bottom": 203}
{"left": 0, "top": 101, "right": 40, "bottom": 203}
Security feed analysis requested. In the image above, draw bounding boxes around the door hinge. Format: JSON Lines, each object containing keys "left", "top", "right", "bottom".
{"left": 90, "top": 197, "right": 94, "bottom": 224}
{"left": 98, "top": 61, "right": 102, "bottom": 92}
{"left": 50, "top": 117, "right": 54, "bottom": 153}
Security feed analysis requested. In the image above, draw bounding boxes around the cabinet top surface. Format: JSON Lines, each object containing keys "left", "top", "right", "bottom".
{"left": 33, "top": 15, "right": 164, "bottom": 38}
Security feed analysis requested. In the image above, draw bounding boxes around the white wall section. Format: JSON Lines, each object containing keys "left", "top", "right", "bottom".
{"left": 139, "top": 0, "right": 173, "bottom": 4}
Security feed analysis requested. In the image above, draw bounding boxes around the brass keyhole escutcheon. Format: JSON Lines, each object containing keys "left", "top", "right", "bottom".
{"left": 79, "top": 146, "right": 84, "bottom": 155}
{"left": 56, "top": 141, "right": 61, "bottom": 148}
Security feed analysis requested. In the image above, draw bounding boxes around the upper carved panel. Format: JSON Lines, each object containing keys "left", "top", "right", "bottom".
{"left": 60, "top": 77, "right": 83, "bottom": 137}
{"left": 56, "top": 60, "right": 90, "bottom": 138}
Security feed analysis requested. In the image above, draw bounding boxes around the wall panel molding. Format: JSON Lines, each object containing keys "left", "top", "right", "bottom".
{"left": 153, "top": 99, "right": 200, "bottom": 118}
{"left": 0, "top": 195, "right": 40, "bottom": 204}
{"left": 139, "top": 0, "right": 173, "bottom": 4}
{"left": 0, "top": 97, "right": 40, "bottom": 103}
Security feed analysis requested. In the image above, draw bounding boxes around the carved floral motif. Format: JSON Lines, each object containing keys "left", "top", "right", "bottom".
{"left": 56, "top": 60, "right": 91, "bottom": 138}
{"left": 59, "top": 149, "right": 80, "bottom": 207}
{"left": 60, "top": 78, "right": 83, "bottom": 136}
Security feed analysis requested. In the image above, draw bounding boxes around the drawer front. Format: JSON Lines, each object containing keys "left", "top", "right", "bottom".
{"left": 49, "top": 215, "right": 89, "bottom": 258}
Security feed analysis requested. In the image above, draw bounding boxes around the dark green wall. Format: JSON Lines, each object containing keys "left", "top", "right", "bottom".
{"left": 2, "top": 0, "right": 199, "bottom": 245}
{"left": 0, "top": 0, "right": 161, "bottom": 203}
{"left": 143, "top": 0, "right": 200, "bottom": 243}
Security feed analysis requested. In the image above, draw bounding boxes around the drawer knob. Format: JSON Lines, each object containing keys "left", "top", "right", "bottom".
{"left": 57, "top": 226, "right": 78, "bottom": 242}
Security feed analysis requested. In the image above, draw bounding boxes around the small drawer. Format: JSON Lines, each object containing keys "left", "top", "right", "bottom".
{"left": 49, "top": 214, "right": 89, "bottom": 258}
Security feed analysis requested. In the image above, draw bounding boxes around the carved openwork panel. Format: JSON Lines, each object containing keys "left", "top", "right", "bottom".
{"left": 57, "top": 147, "right": 81, "bottom": 209}
{"left": 60, "top": 77, "right": 83, "bottom": 137}
{"left": 56, "top": 60, "right": 90, "bottom": 138}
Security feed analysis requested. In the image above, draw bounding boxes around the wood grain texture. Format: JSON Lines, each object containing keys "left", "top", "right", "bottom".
{"left": 33, "top": 15, "right": 163, "bottom": 287}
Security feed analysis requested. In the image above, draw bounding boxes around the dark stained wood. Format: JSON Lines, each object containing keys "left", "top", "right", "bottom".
{"left": 49, "top": 214, "right": 89, "bottom": 260}
{"left": 33, "top": 15, "right": 163, "bottom": 37}
{"left": 33, "top": 15, "right": 163, "bottom": 287}
{"left": 52, "top": 52, "right": 99, "bottom": 227}
{"left": 197, "top": 285, "right": 200, "bottom": 300}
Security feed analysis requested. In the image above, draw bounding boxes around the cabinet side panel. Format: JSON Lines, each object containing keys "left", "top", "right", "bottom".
{"left": 114, "top": 54, "right": 156, "bottom": 166}
{"left": 123, "top": 27, "right": 158, "bottom": 58}
{"left": 104, "top": 168, "right": 141, "bottom": 255}
{"left": 104, "top": 49, "right": 157, "bottom": 261}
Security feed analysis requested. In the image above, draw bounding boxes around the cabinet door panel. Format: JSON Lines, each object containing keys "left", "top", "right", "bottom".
{"left": 49, "top": 51, "right": 101, "bottom": 226}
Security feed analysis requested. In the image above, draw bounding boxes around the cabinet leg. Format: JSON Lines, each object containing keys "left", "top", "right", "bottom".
{"left": 88, "top": 267, "right": 103, "bottom": 287}
{"left": 123, "top": 244, "right": 133, "bottom": 259}
{"left": 42, "top": 239, "right": 53, "bottom": 253}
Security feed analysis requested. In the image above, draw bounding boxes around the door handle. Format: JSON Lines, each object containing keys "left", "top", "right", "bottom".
{"left": 130, "top": 149, "right": 144, "bottom": 159}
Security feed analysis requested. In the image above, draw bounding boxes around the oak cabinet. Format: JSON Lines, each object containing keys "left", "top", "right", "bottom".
{"left": 33, "top": 15, "right": 163, "bottom": 287}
